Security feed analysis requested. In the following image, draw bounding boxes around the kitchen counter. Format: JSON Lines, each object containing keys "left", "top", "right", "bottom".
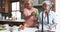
{"left": 0, "top": 19, "right": 25, "bottom": 26}
{"left": 12, "top": 27, "right": 38, "bottom": 32}
{"left": 20, "top": 27, "right": 38, "bottom": 32}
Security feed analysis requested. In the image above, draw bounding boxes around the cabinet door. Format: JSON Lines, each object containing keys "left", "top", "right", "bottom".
{"left": 0, "top": 0, "right": 5, "bottom": 13}
{"left": 5, "top": 0, "right": 9, "bottom": 13}
{"left": 0, "top": 0, "right": 1, "bottom": 8}
{"left": 20, "top": 0, "right": 24, "bottom": 13}
{"left": 0, "top": 0, "right": 9, "bottom": 13}
{"left": 1, "top": 0, "right": 5, "bottom": 13}
{"left": 0, "top": 0, "right": 2, "bottom": 12}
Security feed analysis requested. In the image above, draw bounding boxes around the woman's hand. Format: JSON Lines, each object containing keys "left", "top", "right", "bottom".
{"left": 31, "top": 12, "right": 35, "bottom": 16}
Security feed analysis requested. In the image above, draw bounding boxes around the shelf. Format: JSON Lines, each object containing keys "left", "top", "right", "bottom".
{"left": 0, "top": 19, "right": 25, "bottom": 22}
{"left": 0, "top": 19, "right": 25, "bottom": 25}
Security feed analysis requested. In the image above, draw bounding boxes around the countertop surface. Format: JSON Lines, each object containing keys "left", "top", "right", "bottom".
{"left": 0, "top": 27, "right": 38, "bottom": 32}
{"left": 0, "top": 19, "right": 25, "bottom": 22}
{"left": 12, "top": 27, "right": 38, "bottom": 32}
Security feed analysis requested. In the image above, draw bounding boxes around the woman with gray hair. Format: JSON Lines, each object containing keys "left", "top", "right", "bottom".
{"left": 38, "top": 1, "right": 57, "bottom": 32}
{"left": 24, "top": 0, "right": 39, "bottom": 27}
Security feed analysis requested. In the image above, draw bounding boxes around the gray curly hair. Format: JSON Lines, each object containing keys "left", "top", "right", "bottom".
{"left": 42, "top": 1, "right": 52, "bottom": 8}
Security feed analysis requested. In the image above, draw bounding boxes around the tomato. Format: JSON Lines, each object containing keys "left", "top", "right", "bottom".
{"left": 19, "top": 25, "right": 24, "bottom": 30}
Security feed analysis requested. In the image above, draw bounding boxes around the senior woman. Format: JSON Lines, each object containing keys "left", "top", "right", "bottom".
{"left": 38, "top": 1, "right": 57, "bottom": 32}
{"left": 23, "top": 1, "right": 39, "bottom": 27}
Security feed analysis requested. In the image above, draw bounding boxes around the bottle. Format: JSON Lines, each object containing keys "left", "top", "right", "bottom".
{"left": 0, "top": 13, "right": 2, "bottom": 20}
{"left": 6, "top": 16, "right": 9, "bottom": 20}
{"left": 2, "top": 16, "right": 5, "bottom": 20}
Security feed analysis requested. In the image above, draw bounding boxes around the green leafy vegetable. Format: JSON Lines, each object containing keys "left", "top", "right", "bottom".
{"left": 0, "top": 27, "right": 7, "bottom": 30}
{"left": 34, "top": 12, "right": 39, "bottom": 17}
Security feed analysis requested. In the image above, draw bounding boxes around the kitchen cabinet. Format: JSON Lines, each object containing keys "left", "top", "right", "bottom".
{"left": 5, "top": 0, "right": 9, "bottom": 13}
{"left": 0, "top": 0, "right": 25, "bottom": 26}
{"left": 0, "top": 0, "right": 9, "bottom": 13}
{"left": 9, "top": 0, "right": 24, "bottom": 13}
{"left": 0, "top": 0, "right": 5, "bottom": 13}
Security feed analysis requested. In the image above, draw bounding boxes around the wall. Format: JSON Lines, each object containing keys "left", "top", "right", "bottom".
{"left": 34, "top": 6, "right": 43, "bottom": 13}
{"left": 55, "top": 0, "right": 60, "bottom": 32}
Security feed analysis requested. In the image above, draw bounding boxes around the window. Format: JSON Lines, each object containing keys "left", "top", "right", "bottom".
{"left": 12, "top": 2, "right": 20, "bottom": 12}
